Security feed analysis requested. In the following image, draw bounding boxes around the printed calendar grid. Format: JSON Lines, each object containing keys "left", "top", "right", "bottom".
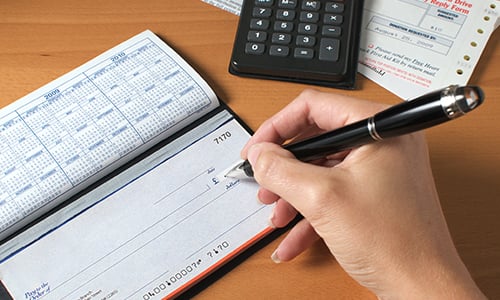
{"left": 0, "top": 37, "right": 214, "bottom": 232}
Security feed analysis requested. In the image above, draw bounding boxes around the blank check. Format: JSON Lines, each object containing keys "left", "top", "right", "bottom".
{"left": 0, "top": 118, "right": 273, "bottom": 299}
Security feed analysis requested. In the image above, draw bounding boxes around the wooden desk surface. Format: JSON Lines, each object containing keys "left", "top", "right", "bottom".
{"left": 0, "top": 0, "right": 498, "bottom": 298}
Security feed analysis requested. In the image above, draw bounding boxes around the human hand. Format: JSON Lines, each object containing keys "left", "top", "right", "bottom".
{"left": 241, "top": 89, "right": 485, "bottom": 299}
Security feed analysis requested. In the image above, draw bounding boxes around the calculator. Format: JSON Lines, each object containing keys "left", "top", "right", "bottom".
{"left": 229, "top": 0, "right": 365, "bottom": 89}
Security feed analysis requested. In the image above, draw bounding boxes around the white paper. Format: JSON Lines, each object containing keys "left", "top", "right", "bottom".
{"left": 0, "top": 30, "right": 219, "bottom": 240}
{"left": 358, "top": 0, "right": 499, "bottom": 100}
{"left": 0, "top": 118, "right": 273, "bottom": 300}
{"left": 201, "top": 0, "right": 243, "bottom": 15}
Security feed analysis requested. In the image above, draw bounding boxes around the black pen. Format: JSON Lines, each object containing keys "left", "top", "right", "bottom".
{"left": 224, "top": 85, "right": 484, "bottom": 179}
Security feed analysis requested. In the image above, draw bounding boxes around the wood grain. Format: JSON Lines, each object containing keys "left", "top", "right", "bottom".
{"left": 0, "top": 0, "right": 498, "bottom": 298}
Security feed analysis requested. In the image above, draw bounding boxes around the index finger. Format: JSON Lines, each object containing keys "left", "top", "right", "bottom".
{"left": 241, "top": 89, "right": 387, "bottom": 158}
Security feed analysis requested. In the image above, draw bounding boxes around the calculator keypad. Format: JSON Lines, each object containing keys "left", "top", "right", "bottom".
{"left": 230, "top": 0, "right": 364, "bottom": 89}
{"left": 246, "top": 0, "right": 345, "bottom": 61}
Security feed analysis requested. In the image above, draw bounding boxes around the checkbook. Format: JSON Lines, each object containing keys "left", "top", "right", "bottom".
{"left": 0, "top": 30, "right": 276, "bottom": 299}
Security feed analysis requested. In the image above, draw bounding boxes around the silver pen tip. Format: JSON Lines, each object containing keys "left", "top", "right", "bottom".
{"left": 223, "top": 160, "right": 246, "bottom": 179}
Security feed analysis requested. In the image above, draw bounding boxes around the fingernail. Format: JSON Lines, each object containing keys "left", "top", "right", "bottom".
{"left": 247, "top": 144, "right": 262, "bottom": 166}
{"left": 267, "top": 211, "right": 276, "bottom": 229}
{"left": 271, "top": 249, "right": 281, "bottom": 264}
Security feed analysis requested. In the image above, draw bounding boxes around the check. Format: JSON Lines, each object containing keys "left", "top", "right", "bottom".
{"left": 0, "top": 119, "right": 273, "bottom": 300}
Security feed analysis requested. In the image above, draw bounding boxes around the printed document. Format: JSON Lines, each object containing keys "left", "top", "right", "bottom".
{"left": 201, "top": 0, "right": 243, "bottom": 15}
{"left": 0, "top": 31, "right": 220, "bottom": 241}
{"left": 358, "top": 0, "right": 499, "bottom": 99}
{"left": 0, "top": 118, "right": 272, "bottom": 300}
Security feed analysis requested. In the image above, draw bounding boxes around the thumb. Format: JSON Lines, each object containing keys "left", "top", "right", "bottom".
{"left": 247, "top": 142, "right": 341, "bottom": 221}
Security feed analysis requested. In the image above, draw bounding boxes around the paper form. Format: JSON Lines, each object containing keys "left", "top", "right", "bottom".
{"left": 0, "top": 118, "right": 273, "bottom": 300}
{"left": 358, "top": 0, "right": 499, "bottom": 100}
{"left": 0, "top": 30, "right": 219, "bottom": 241}
{"left": 201, "top": 0, "right": 243, "bottom": 15}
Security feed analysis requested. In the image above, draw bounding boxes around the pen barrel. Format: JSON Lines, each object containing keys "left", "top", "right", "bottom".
{"left": 282, "top": 85, "right": 484, "bottom": 163}
{"left": 284, "top": 119, "right": 373, "bottom": 161}
{"left": 374, "top": 89, "right": 449, "bottom": 139}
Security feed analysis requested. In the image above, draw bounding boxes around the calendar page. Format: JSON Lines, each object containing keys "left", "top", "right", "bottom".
{"left": 0, "top": 30, "right": 220, "bottom": 242}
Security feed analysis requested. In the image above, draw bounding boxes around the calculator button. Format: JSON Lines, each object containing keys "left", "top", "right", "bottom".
{"left": 278, "top": 0, "right": 297, "bottom": 8}
{"left": 270, "top": 45, "right": 290, "bottom": 56}
{"left": 253, "top": 7, "right": 272, "bottom": 17}
{"left": 299, "top": 11, "right": 319, "bottom": 22}
{"left": 298, "top": 23, "right": 317, "bottom": 34}
{"left": 324, "top": 14, "right": 343, "bottom": 25}
{"left": 319, "top": 38, "right": 340, "bottom": 61}
{"left": 250, "top": 19, "right": 270, "bottom": 30}
{"left": 272, "top": 33, "right": 292, "bottom": 44}
{"left": 322, "top": 25, "right": 341, "bottom": 37}
{"left": 255, "top": 0, "right": 274, "bottom": 7}
{"left": 248, "top": 31, "right": 268, "bottom": 42}
{"left": 245, "top": 43, "right": 266, "bottom": 55}
{"left": 276, "top": 9, "right": 296, "bottom": 20}
{"left": 296, "top": 35, "right": 316, "bottom": 47}
{"left": 325, "top": 2, "right": 344, "bottom": 13}
{"left": 274, "top": 21, "right": 294, "bottom": 32}
{"left": 301, "top": 1, "right": 320, "bottom": 11}
{"left": 294, "top": 48, "right": 314, "bottom": 59}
